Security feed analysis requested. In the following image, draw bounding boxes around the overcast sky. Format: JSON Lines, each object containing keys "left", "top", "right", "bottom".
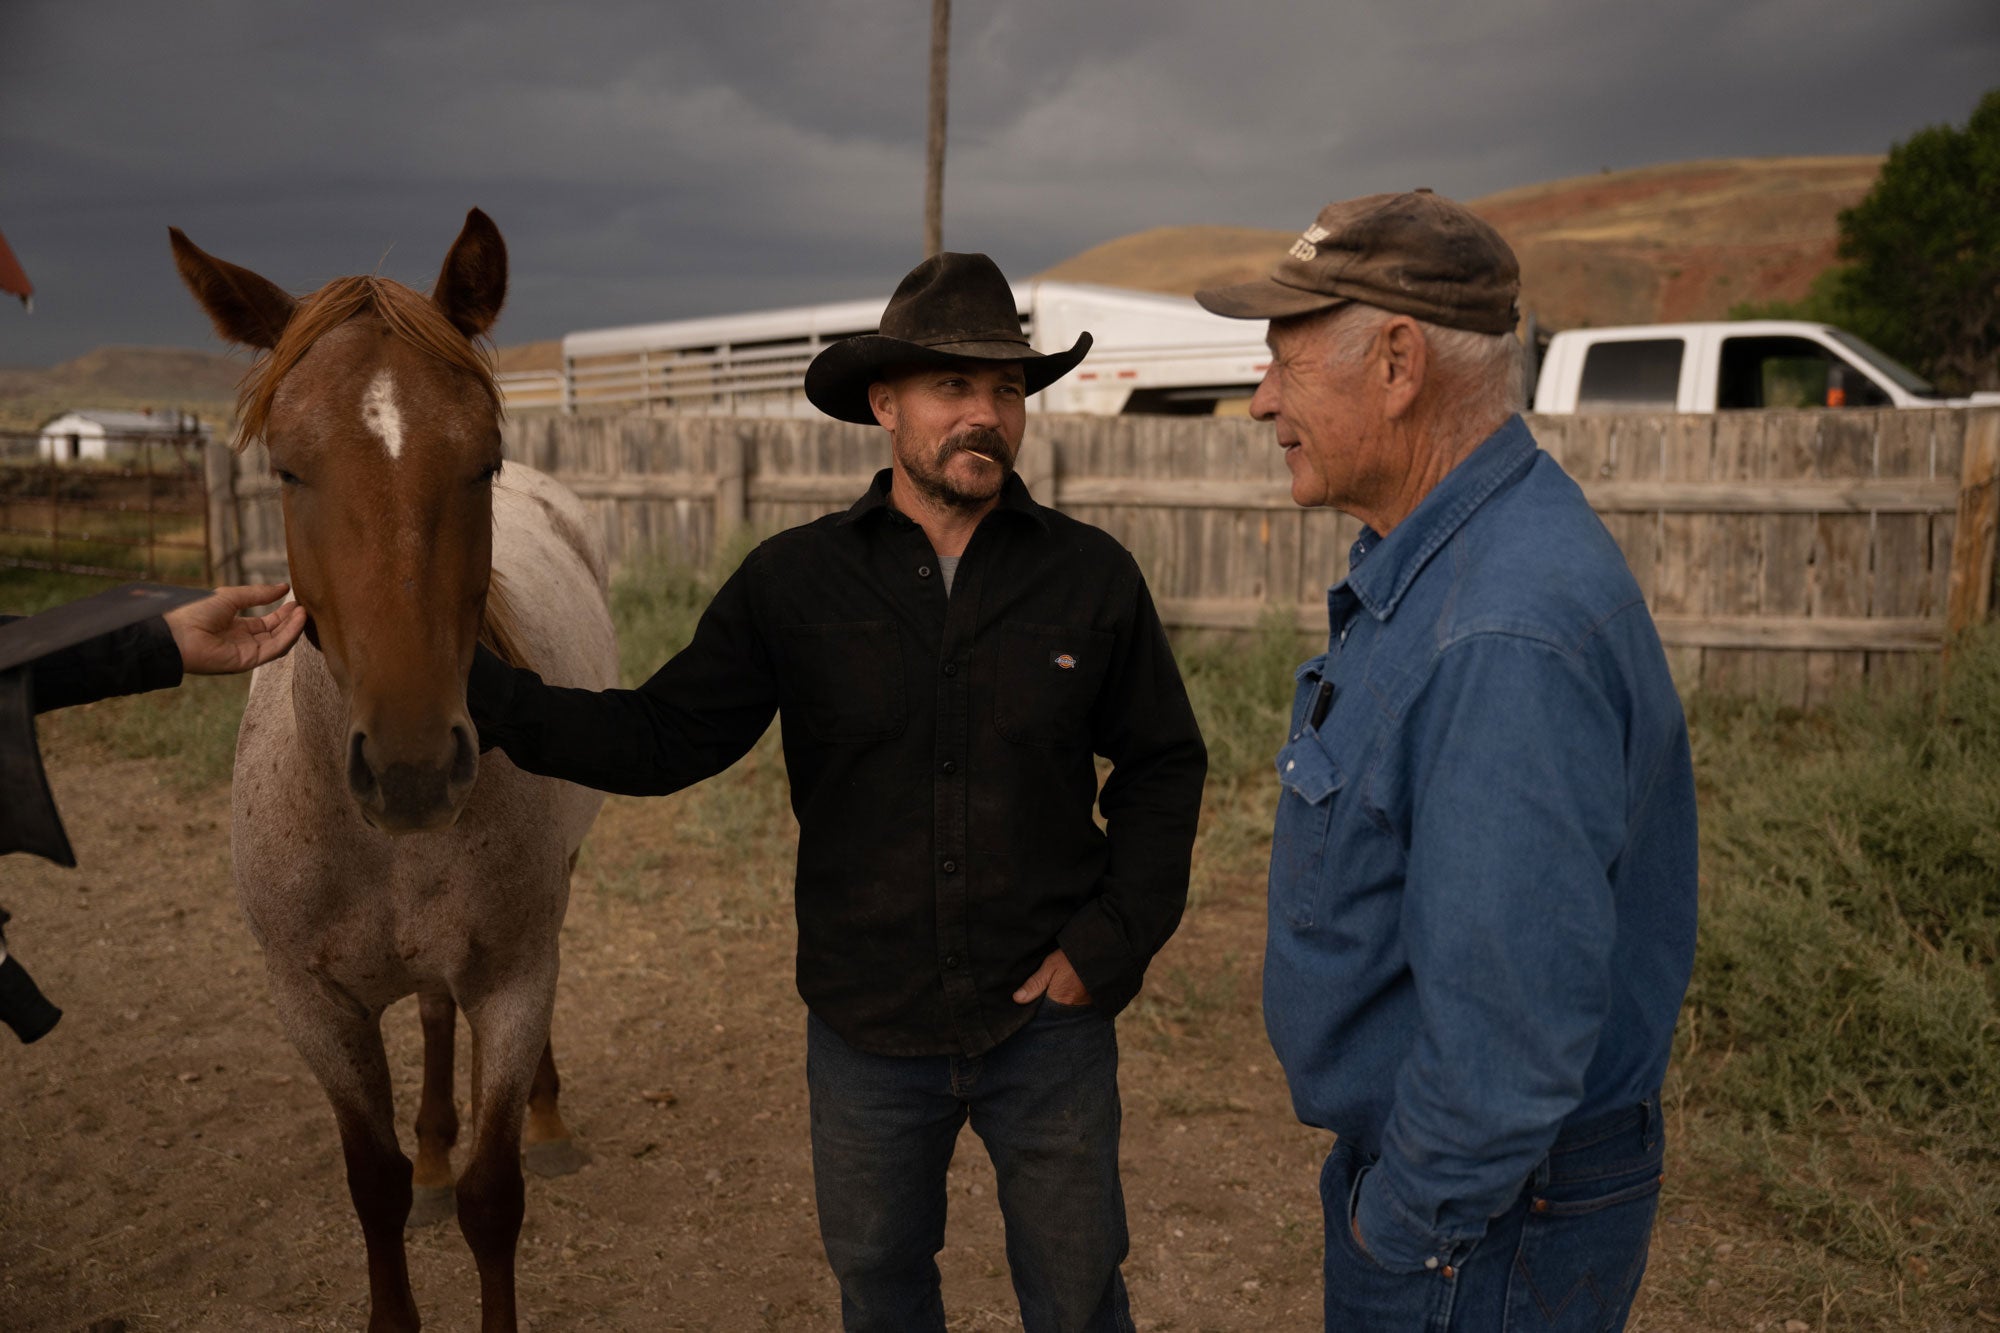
{"left": 2, "top": 0, "right": 1995, "bottom": 365}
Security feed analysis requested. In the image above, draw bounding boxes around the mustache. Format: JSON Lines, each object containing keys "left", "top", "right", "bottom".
{"left": 944, "top": 428, "right": 1013, "bottom": 465}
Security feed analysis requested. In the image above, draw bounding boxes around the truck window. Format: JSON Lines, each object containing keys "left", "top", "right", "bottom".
{"left": 1718, "top": 336, "right": 1890, "bottom": 409}
{"left": 1577, "top": 339, "right": 1683, "bottom": 410}
{"left": 1119, "top": 385, "right": 1256, "bottom": 416}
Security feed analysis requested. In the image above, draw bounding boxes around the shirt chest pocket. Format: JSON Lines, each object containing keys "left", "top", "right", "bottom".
{"left": 992, "top": 621, "right": 1115, "bottom": 748}
{"left": 1272, "top": 727, "right": 1347, "bottom": 930}
{"left": 779, "top": 621, "right": 906, "bottom": 743}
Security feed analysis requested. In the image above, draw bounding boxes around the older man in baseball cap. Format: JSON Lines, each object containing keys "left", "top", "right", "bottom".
{"left": 1197, "top": 192, "right": 1697, "bottom": 1330}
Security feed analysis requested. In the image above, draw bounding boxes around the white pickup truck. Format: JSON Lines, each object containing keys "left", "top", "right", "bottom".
{"left": 1528, "top": 319, "right": 2000, "bottom": 413}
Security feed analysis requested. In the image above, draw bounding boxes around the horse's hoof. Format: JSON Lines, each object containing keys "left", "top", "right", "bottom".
{"left": 523, "top": 1138, "right": 590, "bottom": 1178}
{"left": 406, "top": 1182, "right": 457, "bottom": 1228}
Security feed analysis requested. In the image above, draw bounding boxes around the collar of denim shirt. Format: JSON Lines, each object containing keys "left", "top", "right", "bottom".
{"left": 1338, "top": 414, "right": 1539, "bottom": 622}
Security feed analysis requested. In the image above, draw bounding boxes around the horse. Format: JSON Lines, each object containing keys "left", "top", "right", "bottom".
{"left": 171, "top": 210, "right": 617, "bottom": 1333}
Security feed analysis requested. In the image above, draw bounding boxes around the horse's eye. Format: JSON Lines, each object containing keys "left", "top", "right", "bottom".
{"left": 274, "top": 468, "right": 303, "bottom": 486}
{"left": 478, "top": 462, "right": 502, "bottom": 483}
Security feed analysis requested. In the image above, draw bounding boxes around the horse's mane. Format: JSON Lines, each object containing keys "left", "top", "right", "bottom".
{"left": 233, "top": 274, "right": 501, "bottom": 452}
{"left": 480, "top": 569, "right": 531, "bottom": 672}
{"left": 235, "top": 274, "right": 527, "bottom": 670}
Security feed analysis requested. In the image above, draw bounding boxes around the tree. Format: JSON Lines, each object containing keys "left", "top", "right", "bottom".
{"left": 1837, "top": 88, "right": 2000, "bottom": 392}
{"left": 1733, "top": 89, "right": 2000, "bottom": 393}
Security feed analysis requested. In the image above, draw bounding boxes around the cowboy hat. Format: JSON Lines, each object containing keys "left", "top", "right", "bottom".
{"left": 805, "top": 252, "right": 1092, "bottom": 425}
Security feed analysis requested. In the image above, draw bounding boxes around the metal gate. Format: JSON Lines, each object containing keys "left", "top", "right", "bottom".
{"left": 0, "top": 425, "right": 214, "bottom": 585}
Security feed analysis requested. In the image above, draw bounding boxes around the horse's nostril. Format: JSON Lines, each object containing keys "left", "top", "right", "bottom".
{"left": 347, "top": 731, "right": 377, "bottom": 800}
{"left": 450, "top": 724, "right": 476, "bottom": 787}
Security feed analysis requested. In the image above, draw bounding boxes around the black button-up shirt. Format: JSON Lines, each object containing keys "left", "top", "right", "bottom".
{"left": 468, "top": 470, "right": 1207, "bottom": 1057}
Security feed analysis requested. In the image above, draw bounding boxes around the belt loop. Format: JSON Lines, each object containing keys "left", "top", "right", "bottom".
{"left": 1641, "top": 1095, "right": 1659, "bottom": 1149}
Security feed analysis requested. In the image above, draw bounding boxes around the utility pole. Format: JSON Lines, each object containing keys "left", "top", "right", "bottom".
{"left": 924, "top": 0, "right": 950, "bottom": 258}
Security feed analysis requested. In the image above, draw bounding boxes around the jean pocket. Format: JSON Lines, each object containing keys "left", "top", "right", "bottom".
{"left": 1505, "top": 1164, "right": 1663, "bottom": 1332}
{"left": 1318, "top": 1147, "right": 1444, "bottom": 1326}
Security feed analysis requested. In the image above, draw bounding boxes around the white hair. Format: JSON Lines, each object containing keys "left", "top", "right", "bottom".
{"left": 1320, "top": 303, "right": 1526, "bottom": 423}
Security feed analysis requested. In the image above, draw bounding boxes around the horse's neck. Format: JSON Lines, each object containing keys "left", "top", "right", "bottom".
{"left": 284, "top": 640, "right": 350, "bottom": 766}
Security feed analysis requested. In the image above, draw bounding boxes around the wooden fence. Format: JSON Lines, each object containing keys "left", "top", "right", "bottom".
{"left": 207, "top": 407, "right": 2000, "bottom": 704}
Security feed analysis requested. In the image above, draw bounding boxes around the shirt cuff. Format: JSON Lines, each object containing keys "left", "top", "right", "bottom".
{"left": 1353, "top": 1160, "right": 1465, "bottom": 1275}
{"left": 130, "top": 617, "right": 186, "bottom": 695}
{"left": 1054, "top": 906, "right": 1139, "bottom": 1015}
{"left": 466, "top": 643, "right": 520, "bottom": 752}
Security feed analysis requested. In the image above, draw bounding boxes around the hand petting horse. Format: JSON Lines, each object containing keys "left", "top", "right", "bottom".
{"left": 172, "top": 210, "right": 617, "bottom": 1333}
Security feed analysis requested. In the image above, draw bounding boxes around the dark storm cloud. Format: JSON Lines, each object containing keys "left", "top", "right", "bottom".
{"left": 1, "top": 0, "right": 1994, "bottom": 365}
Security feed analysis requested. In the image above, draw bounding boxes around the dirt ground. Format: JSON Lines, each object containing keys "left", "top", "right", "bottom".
{"left": 3, "top": 732, "right": 1754, "bottom": 1332}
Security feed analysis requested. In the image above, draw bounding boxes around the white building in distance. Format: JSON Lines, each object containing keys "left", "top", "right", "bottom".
{"left": 35, "top": 409, "right": 211, "bottom": 463}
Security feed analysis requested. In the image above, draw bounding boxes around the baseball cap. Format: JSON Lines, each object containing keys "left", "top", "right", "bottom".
{"left": 1195, "top": 190, "right": 1521, "bottom": 335}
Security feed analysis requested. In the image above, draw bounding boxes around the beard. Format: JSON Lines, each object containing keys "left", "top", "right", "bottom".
{"left": 895, "top": 424, "right": 1016, "bottom": 512}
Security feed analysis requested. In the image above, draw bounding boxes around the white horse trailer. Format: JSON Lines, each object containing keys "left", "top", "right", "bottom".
{"left": 509, "top": 283, "right": 1274, "bottom": 418}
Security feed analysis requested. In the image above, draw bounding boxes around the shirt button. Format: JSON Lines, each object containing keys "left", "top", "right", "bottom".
{"left": 918, "top": 565, "right": 932, "bottom": 578}
{"left": 942, "top": 663, "right": 958, "bottom": 676}
{"left": 1424, "top": 1257, "right": 1439, "bottom": 1271}
{"left": 942, "top": 860, "right": 958, "bottom": 874}
{"left": 941, "top": 760, "right": 957, "bottom": 774}
{"left": 944, "top": 953, "right": 960, "bottom": 968}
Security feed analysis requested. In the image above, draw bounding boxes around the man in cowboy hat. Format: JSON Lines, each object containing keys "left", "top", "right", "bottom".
{"left": 1195, "top": 192, "right": 1696, "bottom": 1330}
{"left": 468, "top": 251, "right": 1206, "bottom": 1332}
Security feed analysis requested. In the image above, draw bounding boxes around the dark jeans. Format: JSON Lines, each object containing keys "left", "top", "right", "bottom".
{"left": 1321, "top": 1100, "right": 1665, "bottom": 1332}
{"left": 805, "top": 1001, "right": 1135, "bottom": 1333}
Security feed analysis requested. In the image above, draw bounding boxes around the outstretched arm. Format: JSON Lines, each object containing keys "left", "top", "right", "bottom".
{"left": 468, "top": 552, "right": 780, "bottom": 798}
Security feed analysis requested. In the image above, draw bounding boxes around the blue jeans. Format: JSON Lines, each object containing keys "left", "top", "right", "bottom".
{"left": 1321, "top": 1101, "right": 1665, "bottom": 1332}
{"left": 805, "top": 1002, "right": 1135, "bottom": 1333}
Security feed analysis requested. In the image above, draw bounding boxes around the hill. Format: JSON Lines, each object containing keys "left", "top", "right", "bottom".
{"left": 0, "top": 339, "right": 565, "bottom": 435}
{"left": 1035, "top": 155, "right": 1884, "bottom": 330}
{"left": 0, "top": 345, "right": 248, "bottom": 433}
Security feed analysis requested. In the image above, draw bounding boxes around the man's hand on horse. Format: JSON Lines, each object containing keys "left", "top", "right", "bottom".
{"left": 166, "top": 583, "right": 307, "bottom": 675}
{"left": 1012, "top": 948, "right": 1094, "bottom": 1007}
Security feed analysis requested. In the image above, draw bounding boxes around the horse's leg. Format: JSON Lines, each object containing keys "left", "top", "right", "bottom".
{"left": 268, "top": 965, "right": 420, "bottom": 1333}
{"left": 522, "top": 1040, "right": 589, "bottom": 1177}
{"left": 408, "top": 992, "right": 459, "bottom": 1228}
{"left": 456, "top": 985, "right": 550, "bottom": 1333}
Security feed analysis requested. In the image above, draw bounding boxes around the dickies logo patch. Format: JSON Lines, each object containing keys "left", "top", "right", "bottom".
{"left": 1051, "top": 651, "right": 1078, "bottom": 670}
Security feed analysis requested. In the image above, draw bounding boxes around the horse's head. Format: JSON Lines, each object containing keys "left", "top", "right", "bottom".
{"left": 171, "top": 211, "right": 509, "bottom": 834}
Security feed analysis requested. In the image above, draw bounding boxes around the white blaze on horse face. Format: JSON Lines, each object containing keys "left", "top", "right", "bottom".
{"left": 361, "top": 369, "right": 406, "bottom": 460}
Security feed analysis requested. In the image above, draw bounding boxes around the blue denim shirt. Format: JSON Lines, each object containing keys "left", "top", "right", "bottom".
{"left": 1264, "top": 415, "right": 1698, "bottom": 1273}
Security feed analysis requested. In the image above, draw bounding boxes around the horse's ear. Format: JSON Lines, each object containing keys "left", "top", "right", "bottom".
{"left": 433, "top": 208, "right": 507, "bottom": 339}
{"left": 168, "top": 227, "right": 296, "bottom": 350}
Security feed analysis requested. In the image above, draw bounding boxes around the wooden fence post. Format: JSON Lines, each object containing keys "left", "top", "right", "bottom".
{"left": 1944, "top": 407, "right": 2000, "bottom": 650}
{"left": 202, "top": 438, "right": 241, "bottom": 586}
{"left": 715, "top": 425, "right": 750, "bottom": 551}
{"left": 1021, "top": 429, "right": 1058, "bottom": 509}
